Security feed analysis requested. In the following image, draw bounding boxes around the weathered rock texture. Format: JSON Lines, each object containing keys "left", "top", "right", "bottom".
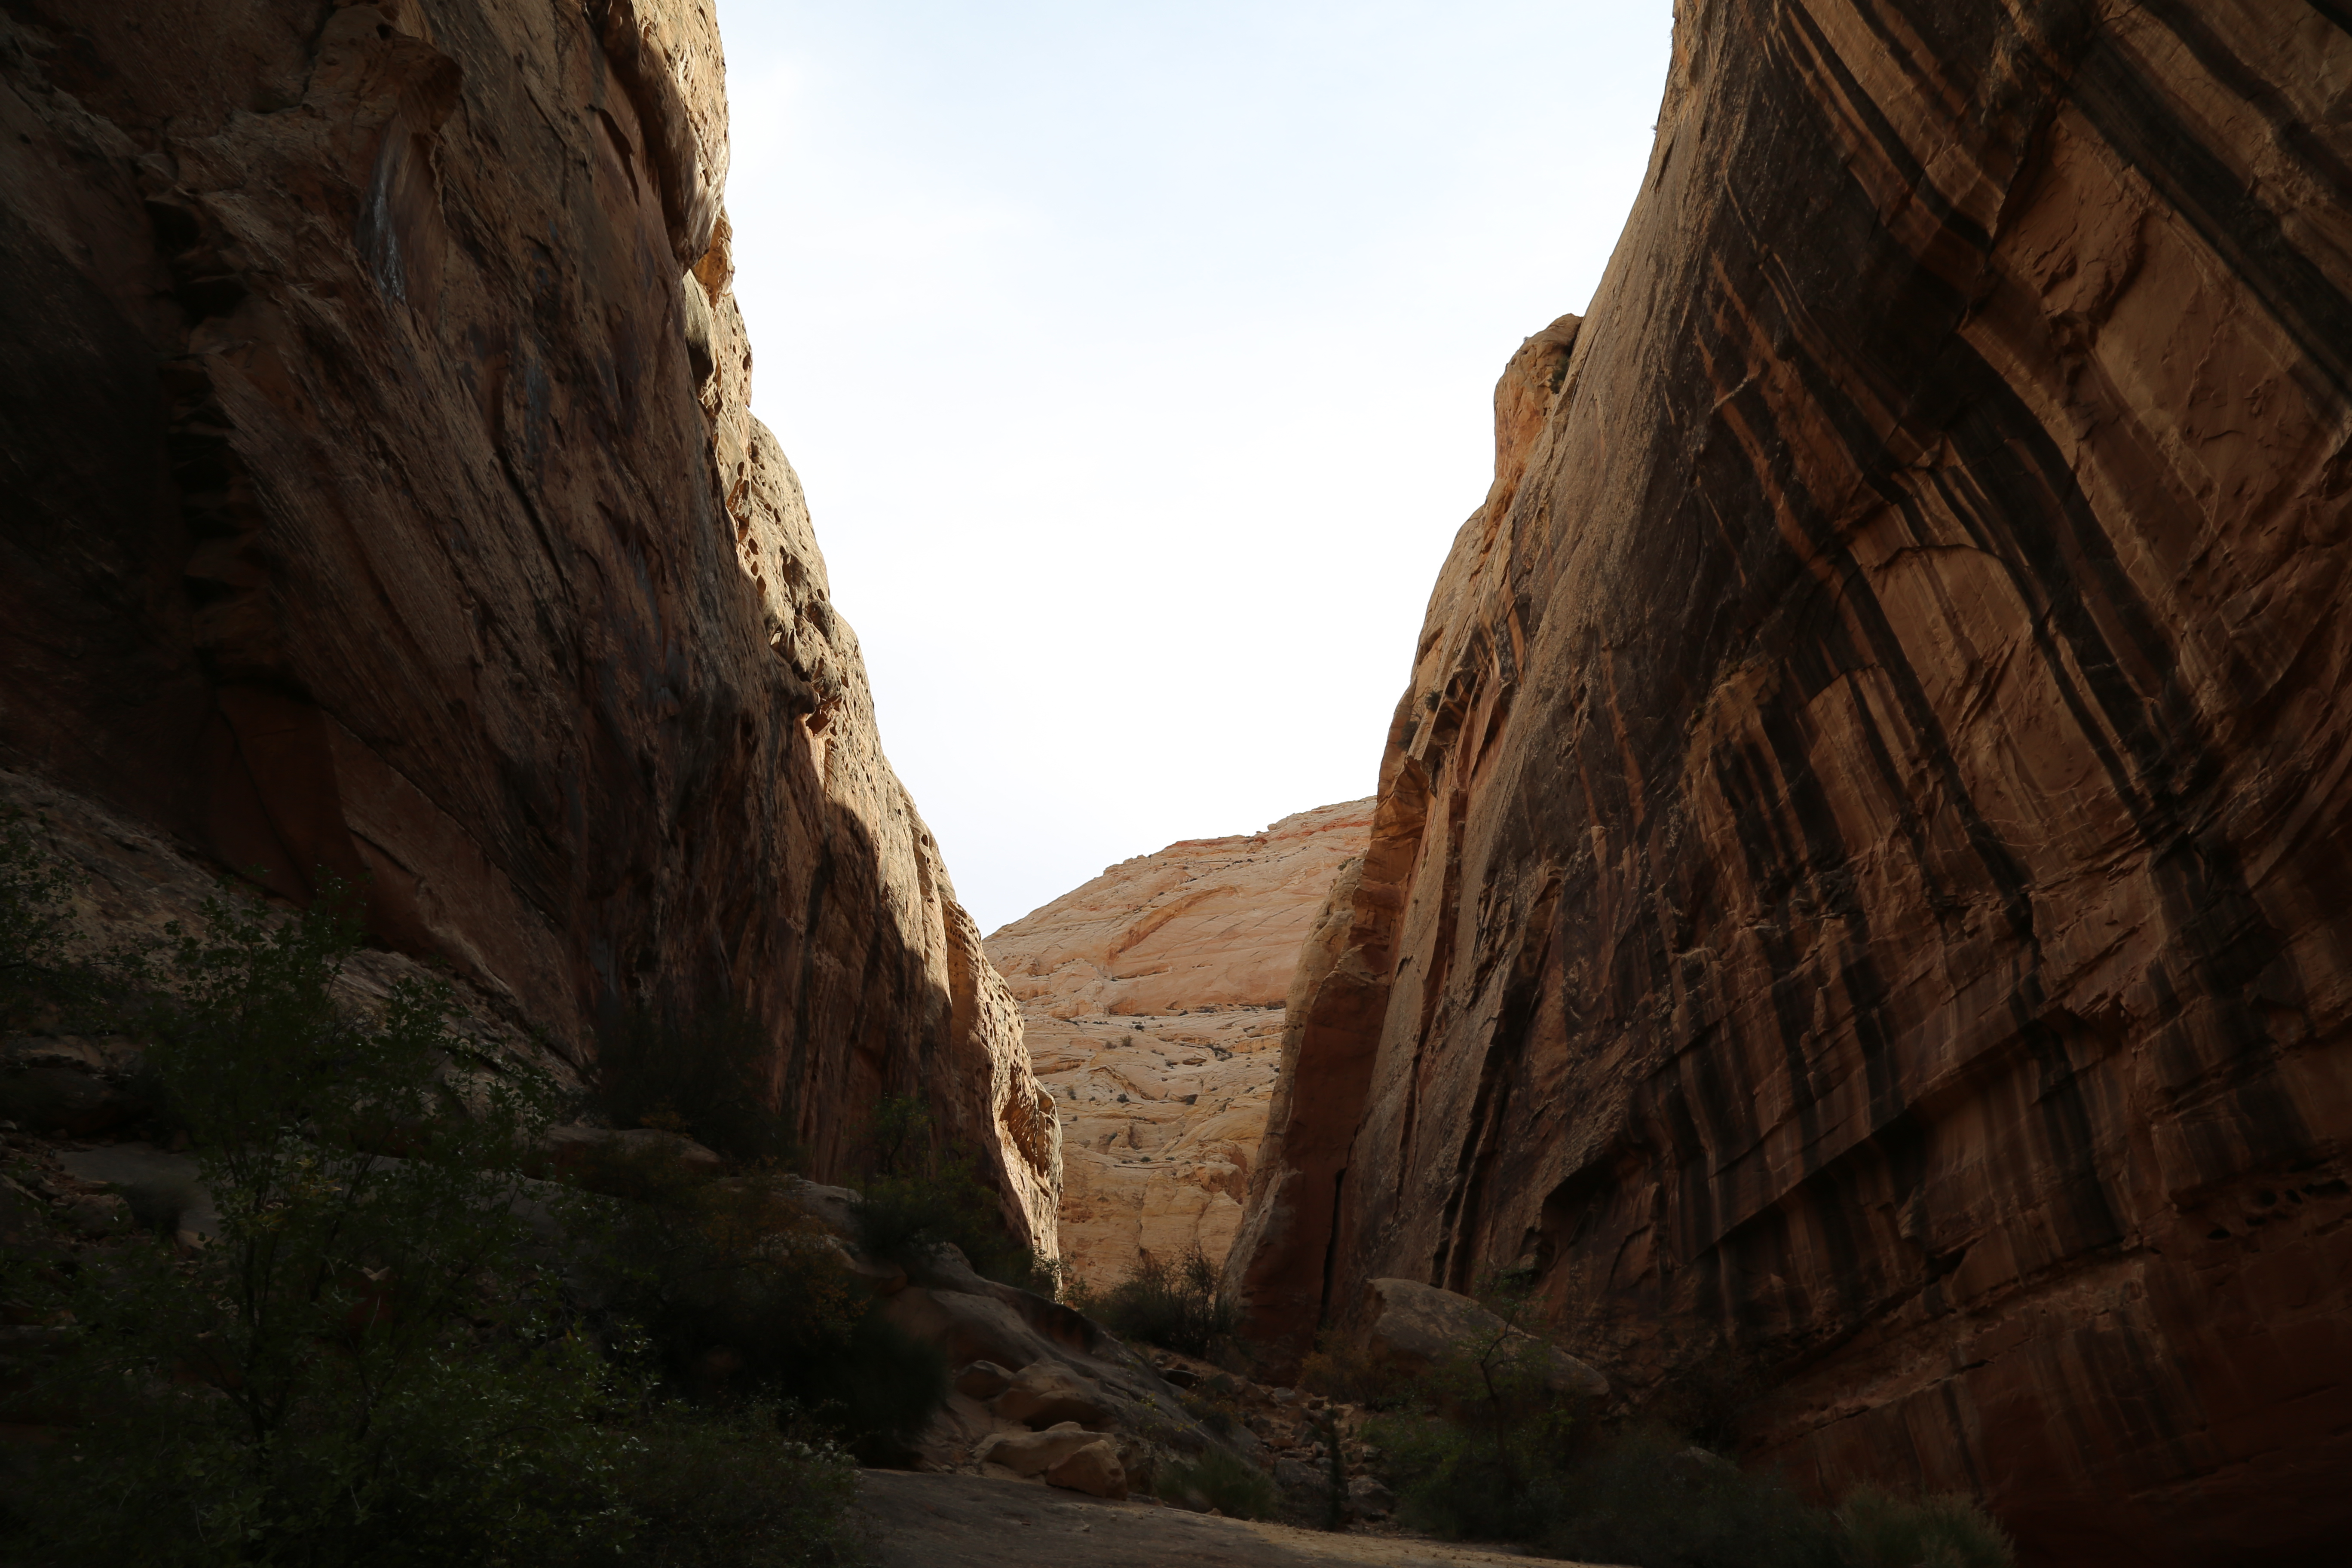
{"left": 0, "top": 0, "right": 1055, "bottom": 1246}
{"left": 988, "top": 802, "right": 1371, "bottom": 1286}
{"left": 1232, "top": 3, "right": 2352, "bottom": 1562}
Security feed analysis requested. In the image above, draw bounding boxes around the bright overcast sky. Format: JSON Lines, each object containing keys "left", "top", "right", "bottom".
{"left": 717, "top": 1, "right": 1678, "bottom": 936}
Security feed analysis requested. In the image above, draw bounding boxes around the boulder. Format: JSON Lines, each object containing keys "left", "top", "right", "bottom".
{"left": 65, "top": 1193, "right": 132, "bottom": 1237}
{"left": 880, "top": 1288, "right": 1042, "bottom": 1375}
{"left": 1274, "top": 1456, "right": 1329, "bottom": 1495}
{"left": 992, "top": 1360, "right": 1112, "bottom": 1427}
{"left": 1360, "top": 1277, "right": 1608, "bottom": 1400}
{"left": 55, "top": 1145, "right": 218, "bottom": 1240}
{"left": 0, "top": 1037, "right": 148, "bottom": 1136}
{"left": 955, "top": 1360, "right": 1015, "bottom": 1400}
{"left": 974, "top": 1422, "right": 1102, "bottom": 1478}
{"left": 542, "top": 1124, "right": 723, "bottom": 1174}
{"left": 1347, "top": 1475, "right": 1393, "bottom": 1518}
{"left": 1043, "top": 1439, "right": 1127, "bottom": 1500}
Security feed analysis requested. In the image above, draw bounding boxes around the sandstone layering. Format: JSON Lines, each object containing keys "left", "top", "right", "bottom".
{"left": 1232, "top": 3, "right": 2352, "bottom": 1563}
{"left": 0, "top": 0, "right": 1055, "bottom": 1243}
{"left": 988, "top": 802, "right": 1372, "bottom": 1287}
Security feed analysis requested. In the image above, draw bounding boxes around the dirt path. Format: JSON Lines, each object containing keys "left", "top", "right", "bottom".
{"left": 856, "top": 1471, "right": 1609, "bottom": 1568}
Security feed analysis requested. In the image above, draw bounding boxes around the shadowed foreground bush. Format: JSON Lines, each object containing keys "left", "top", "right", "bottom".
{"left": 0, "top": 870, "right": 873, "bottom": 1567}
{"left": 1157, "top": 1443, "right": 1280, "bottom": 1520}
{"left": 1837, "top": 1485, "right": 2015, "bottom": 1568}
{"left": 1360, "top": 1275, "right": 2012, "bottom": 1568}
{"left": 1078, "top": 1243, "right": 1237, "bottom": 1359}
{"left": 566, "top": 1120, "right": 948, "bottom": 1467}
{"left": 850, "top": 1095, "right": 1058, "bottom": 1295}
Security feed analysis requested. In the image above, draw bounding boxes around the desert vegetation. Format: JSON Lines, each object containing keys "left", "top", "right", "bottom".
{"left": 0, "top": 819, "right": 871, "bottom": 1566}
{"left": 1073, "top": 1241, "right": 1240, "bottom": 1360}
{"left": 1311, "top": 1276, "right": 2014, "bottom": 1568}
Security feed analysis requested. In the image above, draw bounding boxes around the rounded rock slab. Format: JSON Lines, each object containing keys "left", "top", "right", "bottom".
{"left": 1043, "top": 1438, "right": 1127, "bottom": 1500}
{"left": 975, "top": 1422, "right": 1103, "bottom": 1478}
{"left": 1361, "top": 1277, "right": 1608, "bottom": 1400}
{"left": 955, "top": 1359, "right": 1017, "bottom": 1400}
{"left": 992, "top": 1360, "right": 1113, "bottom": 1427}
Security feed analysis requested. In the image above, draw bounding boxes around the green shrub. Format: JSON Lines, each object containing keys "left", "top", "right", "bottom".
{"left": 0, "top": 882, "right": 623, "bottom": 1566}
{"left": 593, "top": 1000, "right": 798, "bottom": 1164}
{"left": 0, "top": 811, "right": 90, "bottom": 1025}
{"left": 850, "top": 1095, "right": 1055, "bottom": 1294}
{"left": 575, "top": 1139, "right": 946, "bottom": 1465}
{"left": 0, "top": 880, "right": 878, "bottom": 1566}
{"left": 1178, "top": 1372, "right": 1248, "bottom": 1438}
{"left": 1300, "top": 1331, "right": 1415, "bottom": 1409}
{"left": 612, "top": 1402, "right": 870, "bottom": 1567}
{"left": 1534, "top": 1430, "right": 1847, "bottom": 1568}
{"left": 1838, "top": 1485, "right": 2014, "bottom": 1568}
{"left": 1081, "top": 1243, "right": 1237, "bottom": 1357}
{"left": 1157, "top": 1443, "right": 1279, "bottom": 1519}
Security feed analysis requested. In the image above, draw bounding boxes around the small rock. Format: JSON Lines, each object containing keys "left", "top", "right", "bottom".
{"left": 1274, "top": 1456, "right": 1329, "bottom": 1495}
{"left": 1347, "top": 1475, "right": 1394, "bottom": 1517}
{"left": 1043, "top": 1438, "right": 1127, "bottom": 1499}
{"left": 65, "top": 1193, "right": 131, "bottom": 1236}
{"left": 955, "top": 1359, "right": 1016, "bottom": 1399}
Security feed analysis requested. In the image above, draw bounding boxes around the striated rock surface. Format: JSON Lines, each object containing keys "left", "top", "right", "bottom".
{"left": 0, "top": 1, "right": 1054, "bottom": 1246}
{"left": 988, "top": 802, "right": 1371, "bottom": 1286}
{"left": 1233, "top": 2, "right": 2352, "bottom": 1562}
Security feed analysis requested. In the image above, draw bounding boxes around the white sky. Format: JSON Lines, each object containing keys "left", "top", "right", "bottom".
{"left": 717, "top": 1, "right": 1677, "bottom": 936}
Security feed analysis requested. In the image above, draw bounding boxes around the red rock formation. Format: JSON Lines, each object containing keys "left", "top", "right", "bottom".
{"left": 986, "top": 801, "right": 1372, "bottom": 1287}
{"left": 1232, "top": 3, "right": 2352, "bottom": 1561}
{"left": 0, "top": 0, "right": 1056, "bottom": 1247}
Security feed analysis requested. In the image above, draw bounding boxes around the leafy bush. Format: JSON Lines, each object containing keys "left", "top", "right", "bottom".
{"left": 576, "top": 1136, "right": 946, "bottom": 1465}
{"left": 851, "top": 1095, "right": 1056, "bottom": 1294}
{"left": 612, "top": 1402, "right": 870, "bottom": 1568}
{"left": 1178, "top": 1372, "right": 1249, "bottom": 1438}
{"left": 0, "top": 880, "right": 877, "bottom": 1566}
{"left": 1352, "top": 1277, "right": 2013, "bottom": 1568}
{"left": 1156, "top": 1443, "right": 1279, "bottom": 1519}
{"left": 0, "top": 810, "right": 89, "bottom": 1025}
{"left": 1534, "top": 1430, "right": 1847, "bottom": 1568}
{"left": 1300, "top": 1332, "right": 1414, "bottom": 1409}
{"left": 0, "top": 883, "right": 616, "bottom": 1565}
{"left": 594, "top": 1000, "right": 798, "bottom": 1164}
{"left": 1838, "top": 1485, "right": 2014, "bottom": 1568}
{"left": 1081, "top": 1242, "right": 1237, "bottom": 1357}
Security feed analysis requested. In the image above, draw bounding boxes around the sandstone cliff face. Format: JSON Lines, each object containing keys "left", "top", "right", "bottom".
{"left": 987, "top": 802, "right": 1371, "bottom": 1287}
{"left": 0, "top": 0, "right": 1056, "bottom": 1247}
{"left": 1232, "top": 3, "right": 2352, "bottom": 1561}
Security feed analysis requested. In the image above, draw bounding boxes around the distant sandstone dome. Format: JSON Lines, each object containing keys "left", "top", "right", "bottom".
{"left": 985, "top": 800, "right": 1373, "bottom": 1290}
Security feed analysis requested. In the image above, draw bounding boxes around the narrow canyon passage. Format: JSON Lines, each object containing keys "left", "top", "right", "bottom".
{"left": 988, "top": 800, "right": 1373, "bottom": 1289}
{"left": 1, "top": 0, "right": 2348, "bottom": 1564}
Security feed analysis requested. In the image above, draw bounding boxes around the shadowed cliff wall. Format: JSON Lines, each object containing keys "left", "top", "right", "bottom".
{"left": 0, "top": 0, "right": 1057, "bottom": 1247}
{"left": 1230, "top": 2, "right": 2352, "bottom": 1561}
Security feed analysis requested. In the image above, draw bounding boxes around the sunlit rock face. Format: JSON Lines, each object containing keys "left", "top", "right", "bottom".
{"left": 0, "top": 0, "right": 1055, "bottom": 1249}
{"left": 987, "top": 801, "right": 1372, "bottom": 1288}
{"left": 1230, "top": 2, "right": 2352, "bottom": 1562}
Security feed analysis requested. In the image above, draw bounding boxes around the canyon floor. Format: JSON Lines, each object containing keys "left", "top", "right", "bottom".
{"left": 857, "top": 1470, "right": 1584, "bottom": 1568}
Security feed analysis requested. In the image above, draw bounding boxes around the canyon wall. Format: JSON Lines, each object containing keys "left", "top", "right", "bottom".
{"left": 987, "top": 801, "right": 1371, "bottom": 1288}
{"left": 1231, "top": 2, "right": 2352, "bottom": 1562}
{"left": 0, "top": 0, "right": 1056, "bottom": 1246}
